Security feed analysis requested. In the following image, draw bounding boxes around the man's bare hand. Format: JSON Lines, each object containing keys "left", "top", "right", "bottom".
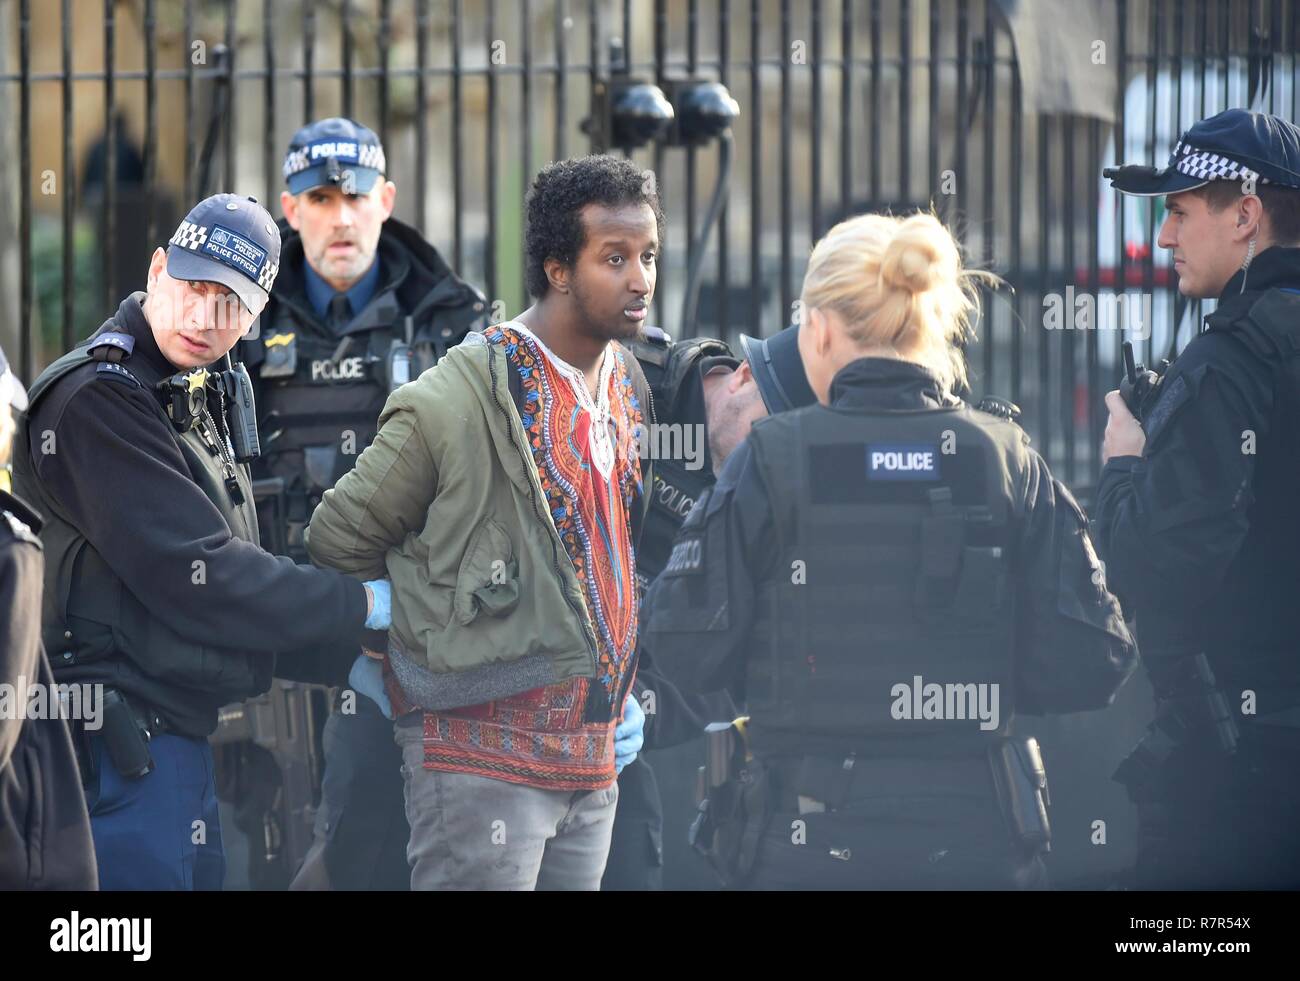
{"left": 1102, "top": 390, "right": 1146, "bottom": 464}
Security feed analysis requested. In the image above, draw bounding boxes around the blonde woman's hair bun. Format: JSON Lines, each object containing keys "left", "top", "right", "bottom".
{"left": 798, "top": 209, "right": 999, "bottom": 395}
{"left": 878, "top": 213, "right": 956, "bottom": 296}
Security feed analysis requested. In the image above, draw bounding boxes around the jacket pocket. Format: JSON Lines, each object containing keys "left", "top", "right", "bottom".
{"left": 453, "top": 516, "right": 521, "bottom": 626}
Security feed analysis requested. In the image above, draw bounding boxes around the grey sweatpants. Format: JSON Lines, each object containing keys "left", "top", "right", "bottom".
{"left": 395, "top": 721, "right": 618, "bottom": 890}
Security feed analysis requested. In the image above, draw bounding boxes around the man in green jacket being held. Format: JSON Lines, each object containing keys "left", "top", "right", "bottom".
{"left": 306, "top": 155, "right": 659, "bottom": 889}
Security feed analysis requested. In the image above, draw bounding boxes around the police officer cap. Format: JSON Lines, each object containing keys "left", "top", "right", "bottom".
{"left": 0, "top": 341, "right": 28, "bottom": 412}
{"left": 739, "top": 324, "right": 817, "bottom": 414}
{"left": 166, "top": 193, "right": 282, "bottom": 314}
{"left": 1105, "top": 108, "right": 1300, "bottom": 197}
{"left": 283, "top": 117, "right": 388, "bottom": 195}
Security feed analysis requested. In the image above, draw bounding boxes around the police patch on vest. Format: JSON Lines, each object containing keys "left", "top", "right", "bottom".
{"left": 867, "top": 443, "right": 940, "bottom": 481}
{"left": 664, "top": 536, "right": 704, "bottom": 576}
{"left": 311, "top": 356, "right": 368, "bottom": 382}
{"left": 260, "top": 331, "right": 298, "bottom": 378}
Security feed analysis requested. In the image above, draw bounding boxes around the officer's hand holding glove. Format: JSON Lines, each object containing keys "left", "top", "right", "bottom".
{"left": 614, "top": 693, "right": 645, "bottom": 774}
{"left": 362, "top": 579, "right": 392, "bottom": 632}
{"left": 348, "top": 653, "right": 394, "bottom": 719}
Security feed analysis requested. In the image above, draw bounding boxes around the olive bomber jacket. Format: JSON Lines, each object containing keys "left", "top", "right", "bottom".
{"left": 304, "top": 329, "right": 654, "bottom": 709}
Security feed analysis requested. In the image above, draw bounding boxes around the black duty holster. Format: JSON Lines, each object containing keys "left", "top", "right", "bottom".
{"left": 1113, "top": 652, "right": 1239, "bottom": 803}
{"left": 688, "top": 718, "right": 772, "bottom": 888}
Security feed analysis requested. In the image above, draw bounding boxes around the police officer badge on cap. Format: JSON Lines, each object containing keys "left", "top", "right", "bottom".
{"left": 282, "top": 117, "right": 387, "bottom": 195}
{"left": 1104, "top": 108, "right": 1300, "bottom": 196}
{"left": 166, "top": 193, "right": 282, "bottom": 314}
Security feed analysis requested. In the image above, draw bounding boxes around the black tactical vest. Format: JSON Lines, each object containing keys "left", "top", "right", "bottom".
{"left": 10, "top": 341, "right": 268, "bottom": 733}
{"left": 629, "top": 331, "right": 731, "bottom": 591}
{"left": 741, "top": 402, "right": 1025, "bottom": 757}
{"left": 248, "top": 294, "right": 426, "bottom": 558}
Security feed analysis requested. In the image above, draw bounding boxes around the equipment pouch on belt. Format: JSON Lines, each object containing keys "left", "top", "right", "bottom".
{"left": 100, "top": 689, "right": 155, "bottom": 780}
{"left": 988, "top": 736, "right": 1051, "bottom": 852}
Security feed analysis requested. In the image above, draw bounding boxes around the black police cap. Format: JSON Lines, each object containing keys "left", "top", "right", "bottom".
{"left": 1105, "top": 108, "right": 1300, "bottom": 197}
{"left": 739, "top": 324, "right": 817, "bottom": 414}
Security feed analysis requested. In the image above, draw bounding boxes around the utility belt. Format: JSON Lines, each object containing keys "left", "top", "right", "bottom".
{"left": 1113, "top": 652, "right": 1240, "bottom": 803}
{"left": 688, "top": 719, "right": 1051, "bottom": 887}
{"left": 71, "top": 688, "right": 171, "bottom": 787}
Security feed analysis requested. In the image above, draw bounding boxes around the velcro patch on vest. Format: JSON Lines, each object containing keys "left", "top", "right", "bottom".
{"left": 810, "top": 443, "right": 988, "bottom": 505}
{"left": 866, "top": 443, "right": 940, "bottom": 481}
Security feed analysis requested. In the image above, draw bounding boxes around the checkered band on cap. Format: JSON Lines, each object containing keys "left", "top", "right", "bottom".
{"left": 282, "top": 146, "right": 311, "bottom": 179}
{"left": 257, "top": 260, "right": 279, "bottom": 292}
{"left": 170, "top": 220, "right": 209, "bottom": 250}
{"left": 1170, "top": 140, "right": 1269, "bottom": 185}
{"left": 357, "top": 142, "right": 386, "bottom": 172}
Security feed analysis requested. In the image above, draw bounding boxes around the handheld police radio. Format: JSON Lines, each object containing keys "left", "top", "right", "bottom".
{"left": 219, "top": 353, "right": 261, "bottom": 462}
{"left": 382, "top": 314, "right": 418, "bottom": 393}
{"left": 1119, "top": 341, "right": 1167, "bottom": 425}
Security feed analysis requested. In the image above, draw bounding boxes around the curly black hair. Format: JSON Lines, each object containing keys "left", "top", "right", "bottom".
{"left": 524, "top": 154, "right": 666, "bottom": 298}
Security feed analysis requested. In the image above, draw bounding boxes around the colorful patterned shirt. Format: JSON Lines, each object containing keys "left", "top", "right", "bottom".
{"left": 413, "top": 322, "right": 644, "bottom": 790}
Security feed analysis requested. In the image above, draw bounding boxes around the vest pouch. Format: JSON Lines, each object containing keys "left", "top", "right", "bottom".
{"left": 453, "top": 516, "right": 521, "bottom": 626}
{"left": 258, "top": 331, "right": 298, "bottom": 379}
{"left": 951, "top": 545, "right": 1008, "bottom": 618}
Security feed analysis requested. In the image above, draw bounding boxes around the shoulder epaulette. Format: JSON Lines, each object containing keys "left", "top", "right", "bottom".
{"left": 87, "top": 331, "right": 135, "bottom": 364}
{"left": 974, "top": 395, "right": 1023, "bottom": 423}
{"left": 96, "top": 360, "right": 143, "bottom": 389}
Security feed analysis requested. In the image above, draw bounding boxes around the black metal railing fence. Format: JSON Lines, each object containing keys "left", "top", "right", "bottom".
{"left": 1, "top": 0, "right": 1295, "bottom": 490}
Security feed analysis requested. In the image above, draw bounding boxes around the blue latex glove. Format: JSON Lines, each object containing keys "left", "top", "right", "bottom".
{"left": 363, "top": 579, "right": 392, "bottom": 630}
{"left": 614, "top": 693, "right": 645, "bottom": 774}
{"left": 348, "top": 654, "right": 394, "bottom": 720}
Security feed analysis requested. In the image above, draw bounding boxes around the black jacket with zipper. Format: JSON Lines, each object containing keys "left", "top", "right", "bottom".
{"left": 12, "top": 296, "right": 371, "bottom": 738}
